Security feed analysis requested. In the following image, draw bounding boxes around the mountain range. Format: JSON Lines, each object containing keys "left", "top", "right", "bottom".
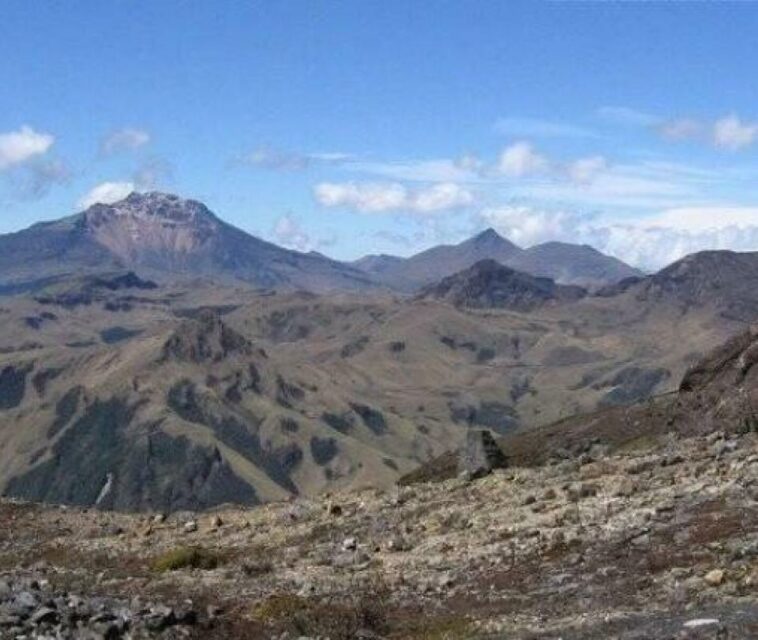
{"left": 352, "top": 228, "right": 643, "bottom": 291}
{"left": 2, "top": 191, "right": 758, "bottom": 512}
{"left": 0, "top": 191, "right": 641, "bottom": 294}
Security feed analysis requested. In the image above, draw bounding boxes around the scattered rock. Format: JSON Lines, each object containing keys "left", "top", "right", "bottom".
{"left": 705, "top": 569, "right": 725, "bottom": 587}
{"left": 458, "top": 429, "right": 508, "bottom": 479}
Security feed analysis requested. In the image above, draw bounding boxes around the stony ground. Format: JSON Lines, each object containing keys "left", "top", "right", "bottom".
{"left": 2, "top": 429, "right": 758, "bottom": 639}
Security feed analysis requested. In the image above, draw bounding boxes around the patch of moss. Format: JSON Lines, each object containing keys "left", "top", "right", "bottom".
{"left": 151, "top": 546, "right": 222, "bottom": 573}
{"left": 252, "top": 593, "right": 312, "bottom": 622}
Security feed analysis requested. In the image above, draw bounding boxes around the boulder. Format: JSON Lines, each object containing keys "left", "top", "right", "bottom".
{"left": 458, "top": 429, "right": 508, "bottom": 479}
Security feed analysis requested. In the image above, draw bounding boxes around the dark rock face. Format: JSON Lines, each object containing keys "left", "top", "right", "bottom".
{"left": 417, "top": 259, "right": 587, "bottom": 311}
{"left": 458, "top": 429, "right": 508, "bottom": 478}
{"left": 100, "top": 326, "right": 144, "bottom": 344}
{"left": 31, "top": 367, "right": 63, "bottom": 395}
{"left": 91, "top": 271, "right": 158, "bottom": 291}
{"left": 310, "top": 437, "right": 339, "bottom": 465}
{"left": 275, "top": 375, "right": 305, "bottom": 408}
{"left": 167, "top": 380, "right": 297, "bottom": 495}
{"left": 322, "top": 411, "right": 355, "bottom": 434}
{"left": 5, "top": 398, "right": 258, "bottom": 511}
{"left": 674, "top": 327, "right": 758, "bottom": 434}
{"left": 161, "top": 310, "right": 253, "bottom": 363}
{"left": 47, "top": 386, "right": 83, "bottom": 437}
{"left": 349, "top": 403, "right": 387, "bottom": 435}
{"left": 596, "top": 366, "right": 670, "bottom": 407}
{"left": 449, "top": 399, "right": 519, "bottom": 434}
{"left": 0, "top": 363, "right": 32, "bottom": 410}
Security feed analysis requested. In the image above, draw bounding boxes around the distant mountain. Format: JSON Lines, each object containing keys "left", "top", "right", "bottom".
{"left": 0, "top": 192, "right": 375, "bottom": 293}
{"left": 600, "top": 250, "right": 758, "bottom": 322}
{"left": 416, "top": 259, "right": 587, "bottom": 311}
{"left": 509, "top": 241, "right": 643, "bottom": 288}
{"left": 353, "top": 228, "right": 642, "bottom": 291}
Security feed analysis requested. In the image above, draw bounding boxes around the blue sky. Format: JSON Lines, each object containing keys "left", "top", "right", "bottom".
{"left": 4, "top": 1, "right": 758, "bottom": 268}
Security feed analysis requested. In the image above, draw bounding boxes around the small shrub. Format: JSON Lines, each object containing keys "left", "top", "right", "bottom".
{"left": 252, "top": 593, "right": 311, "bottom": 623}
{"left": 151, "top": 546, "right": 222, "bottom": 572}
{"left": 408, "top": 616, "right": 474, "bottom": 639}
{"left": 251, "top": 580, "right": 389, "bottom": 640}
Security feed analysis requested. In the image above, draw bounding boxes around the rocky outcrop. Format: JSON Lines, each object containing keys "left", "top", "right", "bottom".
{"left": 458, "top": 429, "right": 508, "bottom": 478}
{"left": 161, "top": 310, "right": 253, "bottom": 363}
{"left": 675, "top": 326, "right": 758, "bottom": 434}
{"left": 416, "top": 259, "right": 587, "bottom": 311}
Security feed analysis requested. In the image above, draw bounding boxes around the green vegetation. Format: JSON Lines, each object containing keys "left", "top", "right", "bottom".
{"left": 151, "top": 546, "right": 222, "bottom": 572}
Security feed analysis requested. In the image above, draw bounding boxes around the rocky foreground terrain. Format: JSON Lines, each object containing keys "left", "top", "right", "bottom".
{"left": 2, "top": 422, "right": 758, "bottom": 639}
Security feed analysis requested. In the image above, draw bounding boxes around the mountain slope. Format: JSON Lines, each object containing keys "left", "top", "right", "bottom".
{"left": 510, "top": 241, "right": 643, "bottom": 288}
{"left": 353, "top": 228, "right": 642, "bottom": 291}
{"left": 416, "top": 259, "right": 587, "bottom": 311}
{"left": 0, "top": 192, "right": 375, "bottom": 293}
{"left": 635, "top": 250, "right": 758, "bottom": 319}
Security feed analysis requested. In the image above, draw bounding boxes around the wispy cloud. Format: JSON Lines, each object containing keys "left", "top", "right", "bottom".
{"left": 272, "top": 213, "right": 336, "bottom": 253}
{"left": 596, "top": 106, "right": 660, "bottom": 127}
{"left": 314, "top": 181, "right": 474, "bottom": 215}
{"left": 236, "top": 146, "right": 354, "bottom": 171}
{"left": 132, "top": 156, "right": 174, "bottom": 189}
{"left": 100, "top": 128, "right": 151, "bottom": 155}
{"left": 656, "top": 114, "right": 758, "bottom": 151}
{"left": 713, "top": 114, "right": 758, "bottom": 150}
{"left": 495, "top": 117, "right": 598, "bottom": 139}
{"left": 16, "top": 158, "right": 71, "bottom": 199}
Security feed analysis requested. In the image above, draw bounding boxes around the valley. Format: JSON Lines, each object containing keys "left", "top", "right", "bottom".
{"left": 0, "top": 193, "right": 756, "bottom": 513}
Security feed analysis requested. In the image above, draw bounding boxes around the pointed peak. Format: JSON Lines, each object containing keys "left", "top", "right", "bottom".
{"left": 473, "top": 227, "right": 502, "bottom": 242}
{"left": 464, "top": 227, "right": 519, "bottom": 250}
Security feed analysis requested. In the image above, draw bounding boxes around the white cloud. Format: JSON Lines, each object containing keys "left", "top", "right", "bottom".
{"left": 655, "top": 114, "right": 758, "bottom": 151}
{"left": 100, "top": 128, "right": 151, "bottom": 155}
{"left": 566, "top": 155, "right": 608, "bottom": 184}
{"left": 411, "top": 182, "right": 474, "bottom": 212}
{"left": 643, "top": 206, "right": 758, "bottom": 232}
{"left": 496, "top": 141, "right": 549, "bottom": 177}
{"left": 315, "top": 182, "right": 407, "bottom": 212}
{"left": 479, "top": 203, "right": 758, "bottom": 270}
{"left": 314, "top": 181, "right": 473, "bottom": 215}
{"left": 77, "top": 181, "right": 135, "bottom": 209}
{"left": 238, "top": 147, "right": 353, "bottom": 171}
{"left": 480, "top": 205, "right": 576, "bottom": 247}
{"left": 0, "top": 126, "right": 55, "bottom": 171}
{"left": 455, "top": 153, "right": 484, "bottom": 173}
{"left": 658, "top": 118, "right": 702, "bottom": 141}
{"left": 713, "top": 114, "right": 758, "bottom": 151}
{"left": 272, "top": 214, "right": 313, "bottom": 251}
